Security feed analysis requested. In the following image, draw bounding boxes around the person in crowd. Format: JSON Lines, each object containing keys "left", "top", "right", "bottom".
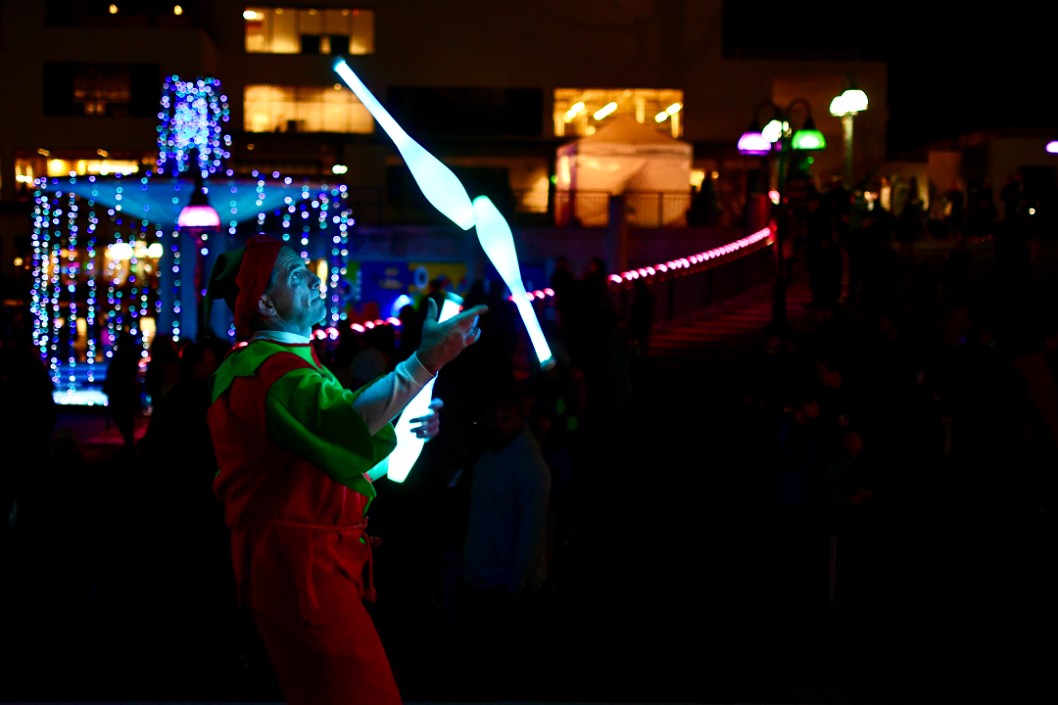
{"left": 548, "top": 254, "right": 576, "bottom": 326}
{"left": 138, "top": 332, "right": 184, "bottom": 455}
{"left": 456, "top": 388, "right": 552, "bottom": 689}
{"left": 102, "top": 330, "right": 144, "bottom": 452}
{"left": 394, "top": 302, "right": 423, "bottom": 364}
{"left": 203, "top": 234, "right": 487, "bottom": 705}
{"left": 813, "top": 424, "right": 878, "bottom": 611}
{"left": 0, "top": 327, "right": 57, "bottom": 599}
{"left": 328, "top": 322, "right": 395, "bottom": 391}
{"left": 894, "top": 198, "right": 926, "bottom": 259}
{"left": 347, "top": 324, "right": 397, "bottom": 390}
{"left": 150, "top": 337, "right": 230, "bottom": 612}
{"left": 142, "top": 332, "right": 181, "bottom": 419}
{"left": 627, "top": 277, "right": 656, "bottom": 396}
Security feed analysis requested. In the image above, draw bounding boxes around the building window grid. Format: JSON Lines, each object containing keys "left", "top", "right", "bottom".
{"left": 244, "top": 6, "right": 374, "bottom": 55}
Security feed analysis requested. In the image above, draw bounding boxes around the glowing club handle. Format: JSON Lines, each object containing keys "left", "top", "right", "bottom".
{"left": 379, "top": 293, "right": 464, "bottom": 483}
{"left": 333, "top": 59, "right": 476, "bottom": 231}
{"left": 471, "top": 196, "right": 554, "bottom": 369}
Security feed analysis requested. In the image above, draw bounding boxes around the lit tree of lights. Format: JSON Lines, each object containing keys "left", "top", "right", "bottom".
{"left": 156, "top": 75, "right": 232, "bottom": 176}
{"left": 32, "top": 76, "right": 353, "bottom": 405}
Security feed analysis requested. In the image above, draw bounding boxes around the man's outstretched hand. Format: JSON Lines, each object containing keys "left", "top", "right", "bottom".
{"left": 415, "top": 298, "right": 488, "bottom": 374}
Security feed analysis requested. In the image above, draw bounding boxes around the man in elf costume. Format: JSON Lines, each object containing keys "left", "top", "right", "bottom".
{"left": 204, "top": 235, "right": 487, "bottom": 705}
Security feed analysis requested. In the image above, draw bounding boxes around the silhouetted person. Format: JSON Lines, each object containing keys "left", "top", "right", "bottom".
{"left": 627, "top": 278, "right": 656, "bottom": 395}
{"left": 803, "top": 192, "right": 844, "bottom": 310}
{"left": 138, "top": 332, "right": 183, "bottom": 454}
{"left": 548, "top": 254, "right": 576, "bottom": 327}
{"left": 894, "top": 200, "right": 925, "bottom": 259}
{"left": 103, "top": 330, "right": 143, "bottom": 452}
{"left": 143, "top": 332, "right": 180, "bottom": 413}
{"left": 456, "top": 389, "right": 552, "bottom": 693}
{"left": 395, "top": 303, "right": 422, "bottom": 363}
{"left": 0, "top": 329, "right": 57, "bottom": 598}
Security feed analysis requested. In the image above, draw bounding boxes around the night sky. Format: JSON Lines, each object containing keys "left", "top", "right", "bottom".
{"left": 722, "top": 1, "right": 1057, "bottom": 156}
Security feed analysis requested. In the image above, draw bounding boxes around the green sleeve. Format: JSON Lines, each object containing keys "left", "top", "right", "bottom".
{"left": 264, "top": 364, "right": 397, "bottom": 499}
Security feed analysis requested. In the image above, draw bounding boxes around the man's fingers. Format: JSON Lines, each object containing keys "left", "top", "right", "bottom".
{"left": 423, "top": 296, "right": 439, "bottom": 321}
{"left": 456, "top": 304, "right": 488, "bottom": 322}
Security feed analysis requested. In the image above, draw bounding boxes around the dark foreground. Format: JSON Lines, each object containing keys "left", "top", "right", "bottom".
{"left": 2, "top": 237, "right": 1057, "bottom": 705}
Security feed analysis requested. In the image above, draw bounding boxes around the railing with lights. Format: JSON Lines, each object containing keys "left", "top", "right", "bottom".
{"left": 317, "top": 225, "right": 775, "bottom": 341}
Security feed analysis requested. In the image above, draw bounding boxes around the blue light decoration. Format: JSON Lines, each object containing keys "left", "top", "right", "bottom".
{"left": 30, "top": 74, "right": 354, "bottom": 405}
{"left": 156, "top": 75, "right": 232, "bottom": 176}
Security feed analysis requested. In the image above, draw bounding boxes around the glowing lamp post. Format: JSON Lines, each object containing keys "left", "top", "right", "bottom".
{"left": 829, "top": 86, "right": 869, "bottom": 189}
{"left": 738, "top": 98, "right": 826, "bottom": 328}
{"left": 177, "top": 188, "right": 221, "bottom": 230}
{"left": 176, "top": 154, "right": 222, "bottom": 342}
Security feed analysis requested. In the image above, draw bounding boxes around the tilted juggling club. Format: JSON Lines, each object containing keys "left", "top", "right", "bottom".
{"left": 472, "top": 196, "right": 554, "bottom": 369}
{"left": 333, "top": 59, "right": 476, "bottom": 230}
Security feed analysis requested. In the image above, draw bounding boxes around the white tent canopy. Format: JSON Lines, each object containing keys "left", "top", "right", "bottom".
{"left": 556, "top": 115, "right": 693, "bottom": 226}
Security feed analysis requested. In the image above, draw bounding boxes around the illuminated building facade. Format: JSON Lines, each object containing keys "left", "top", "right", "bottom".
{"left": 0, "top": 0, "right": 894, "bottom": 403}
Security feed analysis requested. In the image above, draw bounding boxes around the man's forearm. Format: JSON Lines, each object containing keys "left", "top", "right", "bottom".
{"left": 351, "top": 353, "right": 436, "bottom": 434}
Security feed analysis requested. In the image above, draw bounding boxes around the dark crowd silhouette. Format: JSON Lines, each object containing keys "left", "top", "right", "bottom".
{"left": 2, "top": 184, "right": 1057, "bottom": 703}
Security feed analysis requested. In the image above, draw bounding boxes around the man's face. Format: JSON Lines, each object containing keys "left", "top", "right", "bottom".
{"left": 261, "top": 247, "right": 326, "bottom": 335}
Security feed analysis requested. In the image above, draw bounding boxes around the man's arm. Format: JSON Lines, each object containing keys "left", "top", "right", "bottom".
{"left": 351, "top": 297, "right": 488, "bottom": 433}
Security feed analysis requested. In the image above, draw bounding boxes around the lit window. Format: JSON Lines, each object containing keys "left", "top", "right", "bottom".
{"left": 553, "top": 88, "right": 684, "bottom": 138}
{"left": 244, "top": 84, "right": 374, "bottom": 134}
{"left": 245, "top": 7, "right": 374, "bottom": 55}
{"left": 74, "top": 66, "right": 131, "bottom": 117}
{"left": 42, "top": 157, "right": 141, "bottom": 178}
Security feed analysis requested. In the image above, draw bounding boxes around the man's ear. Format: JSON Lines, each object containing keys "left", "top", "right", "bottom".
{"left": 256, "top": 294, "right": 276, "bottom": 318}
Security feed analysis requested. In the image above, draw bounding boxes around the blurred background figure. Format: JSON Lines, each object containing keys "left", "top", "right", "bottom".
{"left": 102, "top": 330, "right": 144, "bottom": 453}
{"left": 456, "top": 388, "right": 552, "bottom": 692}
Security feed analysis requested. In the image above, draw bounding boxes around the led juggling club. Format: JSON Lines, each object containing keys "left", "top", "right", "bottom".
{"left": 471, "top": 195, "right": 555, "bottom": 370}
{"left": 333, "top": 59, "right": 476, "bottom": 231}
{"left": 376, "top": 292, "right": 465, "bottom": 484}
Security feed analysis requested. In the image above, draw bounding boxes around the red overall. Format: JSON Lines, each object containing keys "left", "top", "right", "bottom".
{"left": 209, "top": 349, "right": 402, "bottom": 705}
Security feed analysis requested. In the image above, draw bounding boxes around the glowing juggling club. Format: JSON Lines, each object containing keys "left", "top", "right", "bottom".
{"left": 375, "top": 293, "right": 464, "bottom": 484}
{"left": 472, "top": 195, "right": 555, "bottom": 370}
{"left": 333, "top": 59, "right": 476, "bottom": 230}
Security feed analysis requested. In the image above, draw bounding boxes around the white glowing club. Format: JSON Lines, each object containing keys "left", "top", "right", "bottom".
{"left": 334, "top": 58, "right": 555, "bottom": 380}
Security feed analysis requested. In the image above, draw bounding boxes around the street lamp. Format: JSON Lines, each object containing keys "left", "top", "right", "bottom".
{"left": 176, "top": 149, "right": 222, "bottom": 341}
{"left": 829, "top": 86, "right": 868, "bottom": 189}
{"left": 738, "top": 98, "right": 826, "bottom": 328}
